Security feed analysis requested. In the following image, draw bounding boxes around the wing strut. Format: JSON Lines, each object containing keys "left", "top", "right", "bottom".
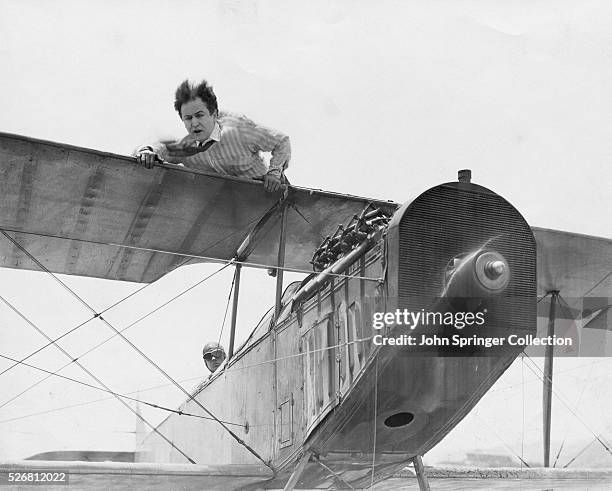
{"left": 274, "top": 202, "right": 289, "bottom": 319}
{"left": 0, "top": 294, "right": 197, "bottom": 465}
{"left": 227, "top": 193, "right": 290, "bottom": 359}
{"left": 543, "top": 290, "right": 559, "bottom": 467}
{"left": 227, "top": 264, "right": 242, "bottom": 360}
{"left": 1, "top": 230, "right": 273, "bottom": 470}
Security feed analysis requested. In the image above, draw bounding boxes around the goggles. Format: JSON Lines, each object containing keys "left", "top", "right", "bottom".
{"left": 203, "top": 349, "right": 225, "bottom": 361}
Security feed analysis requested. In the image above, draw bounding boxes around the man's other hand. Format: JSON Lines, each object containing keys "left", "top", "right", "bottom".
{"left": 136, "top": 150, "right": 158, "bottom": 169}
{"left": 263, "top": 173, "right": 282, "bottom": 193}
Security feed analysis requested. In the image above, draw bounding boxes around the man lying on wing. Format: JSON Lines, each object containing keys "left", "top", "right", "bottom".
{"left": 134, "top": 78, "right": 290, "bottom": 193}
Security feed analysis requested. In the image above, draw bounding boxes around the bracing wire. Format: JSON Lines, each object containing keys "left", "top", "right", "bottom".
{"left": 157, "top": 207, "right": 271, "bottom": 271}
{"left": 0, "top": 295, "right": 197, "bottom": 464}
{"left": 0, "top": 353, "right": 245, "bottom": 427}
{"left": 0, "top": 231, "right": 272, "bottom": 470}
{"left": 238, "top": 304, "right": 275, "bottom": 350}
{"left": 314, "top": 457, "right": 355, "bottom": 490}
{"left": 0, "top": 226, "right": 381, "bottom": 282}
{"left": 288, "top": 203, "right": 326, "bottom": 241}
{"left": 473, "top": 412, "right": 531, "bottom": 468}
{"left": 217, "top": 268, "right": 237, "bottom": 346}
{"left": 581, "top": 270, "right": 612, "bottom": 298}
{"left": 224, "top": 336, "right": 374, "bottom": 373}
{"left": 522, "top": 353, "right": 612, "bottom": 460}
{"left": 0, "top": 283, "right": 151, "bottom": 379}
{"left": 551, "top": 292, "right": 596, "bottom": 467}
{"left": 564, "top": 439, "right": 597, "bottom": 468}
{"left": 489, "top": 359, "right": 610, "bottom": 394}
{"left": 537, "top": 291, "right": 551, "bottom": 304}
{"left": 2, "top": 336, "right": 374, "bottom": 428}
{"left": 0, "top": 262, "right": 233, "bottom": 412}
{"left": 563, "top": 361, "right": 612, "bottom": 468}
{"left": 0, "top": 202, "right": 385, "bottom": 469}
{"left": 0, "top": 373, "right": 207, "bottom": 425}
{"left": 0, "top": 210, "right": 267, "bottom": 381}
{"left": 552, "top": 356, "right": 596, "bottom": 468}
{"left": 4, "top": 220, "right": 372, "bottom": 423}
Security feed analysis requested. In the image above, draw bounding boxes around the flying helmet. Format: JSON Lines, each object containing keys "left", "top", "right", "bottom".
{"left": 202, "top": 341, "right": 226, "bottom": 372}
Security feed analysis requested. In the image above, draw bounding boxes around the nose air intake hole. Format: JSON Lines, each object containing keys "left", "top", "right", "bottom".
{"left": 384, "top": 412, "right": 414, "bottom": 428}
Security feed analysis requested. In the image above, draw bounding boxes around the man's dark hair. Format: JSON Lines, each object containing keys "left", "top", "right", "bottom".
{"left": 174, "top": 79, "right": 218, "bottom": 117}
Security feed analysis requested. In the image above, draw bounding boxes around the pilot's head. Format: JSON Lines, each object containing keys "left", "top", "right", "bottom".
{"left": 174, "top": 79, "right": 219, "bottom": 142}
{"left": 202, "top": 341, "right": 226, "bottom": 373}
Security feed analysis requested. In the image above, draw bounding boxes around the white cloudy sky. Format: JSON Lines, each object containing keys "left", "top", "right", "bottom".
{"left": 0, "top": 0, "right": 611, "bottom": 467}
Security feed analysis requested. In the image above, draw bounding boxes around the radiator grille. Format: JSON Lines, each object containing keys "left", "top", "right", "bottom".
{"left": 397, "top": 182, "right": 536, "bottom": 332}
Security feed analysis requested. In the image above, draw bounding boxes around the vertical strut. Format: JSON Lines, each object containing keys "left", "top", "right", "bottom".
{"left": 543, "top": 290, "right": 559, "bottom": 467}
{"left": 227, "top": 264, "right": 242, "bottom": 359}
{"left": 274, "top": 204, "right": 288, "bottom": 319}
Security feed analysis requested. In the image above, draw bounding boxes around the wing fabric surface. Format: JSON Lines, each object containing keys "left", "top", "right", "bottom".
{"left": 1, "top": 133, "right": 609, "bottom": 295}
{"left": 533, "top": 228, "right": 612, "bottom": 352}
{"left": 0, "top": 133, "right": 397, "bottom": 283}
{"left": 533, "top": 227, "right": 612, "bottom": 299}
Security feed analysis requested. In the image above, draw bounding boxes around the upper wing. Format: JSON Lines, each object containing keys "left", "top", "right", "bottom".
{"left": 2, "top": 132, "right": 609, "bottom": 296}
{"left": 533, "top": 228, "right": 612, "bottom": 351}
{"left": 0, "top": 132, "right": 397, "bottom": 282}
{"left": 533, "top": 227, "right": 612, "bottom": 299}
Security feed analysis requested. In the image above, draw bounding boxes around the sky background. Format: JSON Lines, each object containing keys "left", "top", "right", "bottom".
{"left": 0, "top": 0, "right": 611, "bottom": 468}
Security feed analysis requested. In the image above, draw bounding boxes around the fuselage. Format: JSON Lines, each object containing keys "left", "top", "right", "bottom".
{"left": 138, "top": 179, "right": 537, "bottom": 486}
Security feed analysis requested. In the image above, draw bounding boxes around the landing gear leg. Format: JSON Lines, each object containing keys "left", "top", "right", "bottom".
{"left": 412, "top": 455, "right": 430, "bottom": 491}
{"left": 283, "top": 450, "right": 312, "bottom": 491}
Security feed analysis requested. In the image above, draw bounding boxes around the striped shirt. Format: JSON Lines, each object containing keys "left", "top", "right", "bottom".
{"left": 138, "top": 111, "right": 290, "bottom": 178}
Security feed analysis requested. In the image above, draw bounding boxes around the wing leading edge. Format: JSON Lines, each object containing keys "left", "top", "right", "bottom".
{"left": 0, "top": 132, "right": 397, "bottom": 283}
{"left": 1, "top": 133, "right": 610, "bottom": 294}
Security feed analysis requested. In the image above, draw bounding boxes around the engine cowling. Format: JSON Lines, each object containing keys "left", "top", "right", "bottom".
{"left": 385, "top": 178, "right": 536, "bottom": 350}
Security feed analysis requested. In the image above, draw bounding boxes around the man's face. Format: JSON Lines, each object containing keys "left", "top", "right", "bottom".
{"left": 204, "top": 349, "right": 226, "bottom": 373}
{"left": 180, "top": 97, "right": 216, "bottom": 141}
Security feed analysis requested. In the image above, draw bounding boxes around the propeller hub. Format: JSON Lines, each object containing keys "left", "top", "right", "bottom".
{"left": 475, "top": 252, "right": 510, "bottom": 291}
{"left": 484, "top": 260, "right": 506, "bottom": 279}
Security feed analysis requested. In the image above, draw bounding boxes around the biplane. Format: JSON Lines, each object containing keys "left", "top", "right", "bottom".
{"left": 0, "top": 132, "right": 610, "bottom": 489}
